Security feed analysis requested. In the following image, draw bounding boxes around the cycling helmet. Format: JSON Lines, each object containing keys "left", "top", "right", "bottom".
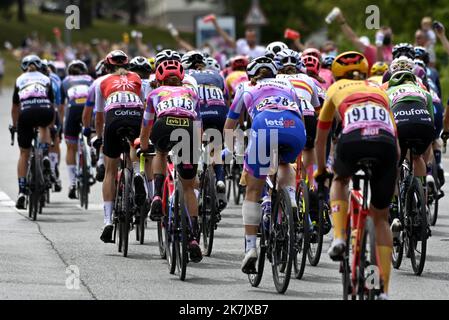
{"left": 274, "top": 49, "right": 302, "bottom": 70}
{"left": 39, "top": 59, "right": 50, "bottom": 76}
{"left": 129, "top": 56, "right": 152, "bottom": 73}
{"left": 95, "top": 60, "right": 106, "bottom": 77}
{"left": 148, "top": 57, "right": 156, "bottom": 71}
{"left": 246, "top": 56, "right": 278, "bottom": 77}
{"left": 156, "top": 60, "right": 185, "bottom": 82}
{"left": 21, "top": 54, "right": 42, "bottom": 71}
{"left": 389, "top": 56, "right": 415, "bottom": 75}
{"left": 414, "top": 46, "right": 430, "bottom": 65}
{"left": 105, "top": 50, "right": 129, "bottom": 67}
{"left": 332, "top": 51, "right": 369, "bottom": 79}
{"left": 205, "top": 57, "right": 221, "bottom": 72}
{"left": 370, "top": 61, "right": 389, "bottom": 76}
{"left": 414, "top": 59, "right": 426, "bottom": 70}
{"left": 302, "top": 48, "right": 322, "bottom": 61}
{"left": 155, "top": 49, "right": 181, "bottom": 66}
{"left": 47, "top": 60, "right": 57, "bottom": 73}
{"left": 392, "top": 43, "right": 415, "bottom": 60}
{"left": 67, "top": 59, "right": 88, "bottom": 75}
{"left": 230, "top": 55, "right": 249, "bottom": 71}
{"left": 322, "top": 55, "right": 335, "bottom": 69}
{"left": 181, "top": 51, "right": 206, "bottom": 70}
{"left": 302, "top": 55, "right": 321, "bottom": 75}
{"left": 389, "top": 70, "right": 416, "bottom": 87}
{"left": 265, "top": 41, "right": 288, "bottom": 58}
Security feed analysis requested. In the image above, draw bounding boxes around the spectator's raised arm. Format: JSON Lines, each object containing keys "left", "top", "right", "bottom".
{"left": 335, "top": 11, "right": 366, "bottom": 52}
{"left": 207, "top": 14, "right": 236, "bottom": 49}
{"left": 435, "top": 22, "right": 449, "bottom": 56}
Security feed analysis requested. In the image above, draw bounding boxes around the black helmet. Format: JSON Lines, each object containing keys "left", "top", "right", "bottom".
{"left": 392, "top": 43, "right": 415, "bottom": 60}
{"left": 414, "top": 46, "right": 430, "bottom": 65}
{"left": 67, "top": 60, "right": 88, "bottom": 75}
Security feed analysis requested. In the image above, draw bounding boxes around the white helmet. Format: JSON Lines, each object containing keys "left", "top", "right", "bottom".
{"left": 155, "top": 49, "right": 181, "bottom": 66}
{"left": 129, "top": 56, "right": 152, "bottom": 73}
{"left": 265, "top": 41, "right": 288, "bottom": 58}
{"left": 389, "top": 56, "right": 415, "bottom": 75}
{"left": 246, "top": 56, "right": 278, "bottom": 77}
{"left": 181, "top": 50, "right": 206, "bottom": 70}
{"left": 274, "top": 49, "right": 303, "bottom": 71}
{"left": 205, "top": 57, "right": 221, "bottom": 72}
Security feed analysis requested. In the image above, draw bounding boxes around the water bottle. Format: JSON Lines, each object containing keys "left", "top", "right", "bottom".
{"left": 325, "top": 7, "right": 341, "bottom": 24}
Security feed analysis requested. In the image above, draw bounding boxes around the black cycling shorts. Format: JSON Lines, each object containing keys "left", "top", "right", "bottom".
{"left": 103, "top": 108, "right": 142, "bottom": 159}
{"left": 393, "top": 101, "right": 434, "bottom": 159}
{"left": 201, "top": 106, "right": 227, "bottom": 133}
{"left": 150, "top": 116, "right": 198, "bottom": 180}
{"left": 333, "top": 130, "right": 397, "bottom": 210}
{"left": 64, "top": 105, "right": 84, "bottom": 143}
{"left": 17, "top": 106, "right": 55, "bottom": 149}
{"left": 304, "top": 114, "right": 317, "bottom": 150}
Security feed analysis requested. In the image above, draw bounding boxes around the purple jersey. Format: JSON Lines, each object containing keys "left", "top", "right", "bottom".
{"left": 228, "top": 78, "right": 302, "bottom": 120}
{"left": 144, "top": 85, "right": 200, "bottom": 127}
{"left": 61, "top": 75, "right": 93, "bottom": 108}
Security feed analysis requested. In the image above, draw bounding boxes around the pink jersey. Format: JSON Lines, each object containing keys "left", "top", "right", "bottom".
{"left": 311, "top": 78, "right": 327, "bottom": 104}
{"left": 228, "top": 78, "right": 301, "bottom": 121}
{"left": 144, "top": 85, "right": 200, "bottom": 127}
{"left": 319, "top": 68, "right": 334, "bottom": 90}
{"left": 277, "top": 73, "right": 320, "bottom": 116}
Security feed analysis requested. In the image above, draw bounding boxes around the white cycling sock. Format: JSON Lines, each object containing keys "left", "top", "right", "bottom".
{"left": 97, "top": 153, "right": 104, "bottom": 166}
{"left": 147, "top": 179, "right": 154, "bottom": 199}
{"left": 67, "top": 165, "right": 77, "bottom": 186}
{"left": 133, "top": 161, "right": 140, "bottom": 174}
{"left": 245, "top": 235, "right": 257, "bottom": 252}
{"left": 103, "top": 201, "right": 113, "bottom": 225}
{"left": 194, "top": 189, "right": 200, "bottom": 200}
{"left": 49, "top": 152, "right": 58, "bottom": 174}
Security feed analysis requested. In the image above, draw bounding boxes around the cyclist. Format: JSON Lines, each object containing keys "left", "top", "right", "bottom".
{"left": 205, "top": 56, "right": 221, "bottom": 72}
{"left": 275, "top": 49, "right": 320, "bottom": 190}
{"left": 95, "top": 50, "right": 145, "bottom": 243}
{"left": 182, "top": 51, "right": 228, "bottom": 210}
{"left": 12, "top": 55, "right": 55, "bottom": 209}
{"left": 382, "top": 43, "right": 415, "bottom": 83}
{"left": 40, "top": 59, "right": 63, "bottom": 192}
{"left": 264, "top": 41, "right": 288, "bottom": 59}
{"left": 368, "top": 61, "right": 389, "bottom": 85}
{"left": 139, "top": 59, "right": 203, "bottom": 263}
{"left": 314, "top": 51, "right": 398, "bottom": 299}
{"left": 224, "top": 56, "right": 306, "bottom": 274}
{"left": 82, "top": 59, "right": 110, "bottom": 182}
{"left": 320, "top": 55, "right": 336, "bottom": 89}
{"left": 301, "top": 53, "right": 327, "bottom": 103}
{"left": 387, "top": 59, "right": 435, "bottom": 238}
{"left": 61, "top": 60, "right": 94, "bottom": 199}
{"left": 224, "top": 55, "right": 249, "bottom": 102}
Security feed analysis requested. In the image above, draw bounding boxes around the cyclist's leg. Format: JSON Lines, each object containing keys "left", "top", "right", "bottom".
{"left": 64, "top": 106, "right": 81, "bottom": 197}
{"left": 302, "top": 114, "right": 318, "bottom": 186}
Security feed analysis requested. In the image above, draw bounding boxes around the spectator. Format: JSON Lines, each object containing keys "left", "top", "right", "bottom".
{"left": 206, "top": 15, "right": 265, "bottom": 59}
{"left": 415, "top": 27, "right": 436, "bottom": 67}
{"left": 435, "top": 22, "right": 449, "bottom": 56}
{"left": 333, "top": 9, "right": 393, "bottom": 68}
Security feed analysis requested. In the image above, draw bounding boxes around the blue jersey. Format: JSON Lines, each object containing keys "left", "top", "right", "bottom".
{"left": 61, "top": 75, "right": 93, "bottom": 108}
{"left": 49, "top": 72, "right": 62, "bottom": 106}
{"left": 187, "top": 69, "right": 226, "bottom": 110}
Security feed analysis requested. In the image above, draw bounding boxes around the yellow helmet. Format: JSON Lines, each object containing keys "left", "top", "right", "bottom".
{"left": 148, "top": 57, "right": 155, "bottom": 72}
{"left": 331, "top": 51, "right": 369, "bottom": 79}
{"left": 370, "top": 61, "right": 388, "bottom": 76}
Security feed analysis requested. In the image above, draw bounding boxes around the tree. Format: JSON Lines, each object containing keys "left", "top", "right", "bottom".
{"left": 17, "top": 0, "right": 26, "bottom": 22}
{"left": 79, "top": 0, "right": 94, "bottom": 28}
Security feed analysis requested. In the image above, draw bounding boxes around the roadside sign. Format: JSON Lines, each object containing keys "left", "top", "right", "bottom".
{"left": 195, "top": 16, "right": 236, "bottom": 50}
{"left": 245, "top": 2, "right": 267, "bottom": 26}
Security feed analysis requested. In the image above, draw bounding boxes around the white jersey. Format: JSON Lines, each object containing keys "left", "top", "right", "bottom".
{"left": 13, "top": 71, "right": 53, "bottom": 110}
{"left": 277, "top": 73, "right": 321, "bottom": 116}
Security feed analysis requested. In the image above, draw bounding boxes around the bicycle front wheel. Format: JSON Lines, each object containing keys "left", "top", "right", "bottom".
{"left": 270, "top": 187, "right": 295, "bottom": 294}
{"left": 406, "top": 177, "right": 428, "bottom": 276}
{"left": 248, "top": 224, "right": 267, "bottom": 287}
{"left": 174, "top": 184, "right": 188, "bottom": 281}
{"left": 392, "top": 181, "right": 404, "bottom": 269}
{"left": 201, "top": 167, "right": 216, "bottom": 257}
{"left": 293, "top": 180, "right": 310, "bottom": 280}
{"left": 308, "top": 193, "right": 325, "bottom": 266}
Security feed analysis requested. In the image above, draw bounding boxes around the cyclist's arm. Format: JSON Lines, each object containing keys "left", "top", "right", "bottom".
{"left": 11, "top": 85, "right": 20, "bottom": 127}
{"left": 315, "top": 91, "right": 336, "bottom": 173}
{"left": 59, "top": 83, "right": 66, "bottom": 127}
{"left": 94, "top": 84, "right": 105, "bottom": 138}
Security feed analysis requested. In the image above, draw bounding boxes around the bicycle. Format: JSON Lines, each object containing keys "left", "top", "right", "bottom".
{"left": 111, "top": 127, "right": 139, "bottom": 258}
{"left": 76, "top": 132, "right": 95, "bottom": 210}
{"left": 426, "top": 156, "right": 444, "bottom": 226}
{"left": 293, "top": 154, "right": 311, "bottom": 280}
{"left": 247, "top": 147, "right": 295, "bottom": 294}
{"left": 392, "top": 143, "right": 430, "bottom": 276}
{"left": 326, "top": 158, "right": 383, "bottom": 300}
{"left": 162, "top": 150, "right": 198, "bottom": 281}
{"left": 10, "top": 126, "right": 47, "bottom": 221}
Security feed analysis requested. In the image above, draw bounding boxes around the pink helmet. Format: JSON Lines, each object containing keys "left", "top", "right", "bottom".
{"left": 156, "top": 60, "right": 185, "bottom": 82}
{"left": 302, "top": 48, "right": 322, "bottom": 61}
{"left": 302, "top": 55, "right": 321, "bottom": 76}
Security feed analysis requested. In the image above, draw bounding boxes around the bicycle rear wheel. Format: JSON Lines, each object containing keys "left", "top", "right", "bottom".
{"left": 136, "top": 204, "right": 146, "bottom": 244}
{"left": 293, "top": 180, "right": 310, "bottom": 280}
{"left": 308, "top": 193, "right": 324, "bottom": 266}
{"left": 392, "top": 181, "right": 404, "bottom": 269}
{"left": 200, "top": 167, "right": 216, "bottom": 257}
{"left": 357, "top": 217, "right": 379, "bottom": 300}
{"left": 174, "top": 184, "right": 188, "bottom": 280}
{"left": 158, "top": 183, "right": 169, "bottom": 259}
{"left": 407, "top": 177, "right": 428, "bottom": 276}
{"left": 341, "top": 226, "right": 351, "bottom": 300}
{"left": 270, "top": 187, "right": 295, "bottom": 294}
{"left": 427, "top": 179, "right": 438, "bottom": 227}
{"left": 248, "top": 224, "right": 267, "bottom": 287}
{"left": 232, "top": 164, "right": 242, "bottom": 205}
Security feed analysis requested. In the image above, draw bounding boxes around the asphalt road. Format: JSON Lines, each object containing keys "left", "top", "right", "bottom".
{"left": 0, "top": 88, "right": 448, "bottom": 300}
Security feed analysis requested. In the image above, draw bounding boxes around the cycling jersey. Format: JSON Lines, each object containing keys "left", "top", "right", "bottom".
{"left": 49, "top": 72, "right": 62, "bottom": 106}
{"left": 228, "top": 78, "right": 302, "bottom": 121}
{"left": 188, "top": 69, "right": 226, "bottom": 108}
{"left": 95, "top": 72, "right": 144, "bottom": 113}
{"left": 141, "top": 78, "right": 152, "bottom": 103}
{"left": 144, "top": 85, "right": 200, "bottom": 127}
{"left": 386, "top": 82, "right": 434, "bottom": 120}
{"left": 13, "top": 71, "right": 54, "bottom": 110}
{"left": 319, "top": 68, "right": 335, "bottom": 90}
{"left": 61, "top": 75, "right": 93, "bottom": 108}
{"left": 225, "top": 70, "right": 248, "bottom": 98}
{"left": 86, "top": 74, "right": 109, "bottom": 110}
{"left": 276, "top": 73, "right": 320, "bottom": 116}
{"left": 311, "top": 78, "right": 327, "bottom": 104}
{"left": 318, "top": 79, "right": 396, "bottom": 137}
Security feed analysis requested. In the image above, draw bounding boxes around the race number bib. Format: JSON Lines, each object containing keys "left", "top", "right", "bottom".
{"left": 156, "top": 96, "right": 194, "bottom": 113}
{"left": 199, "top": 85, "right": 224, "bottom": 105}
{"left": 298, "top": 99, "right": 314, "bottom": 116}
{"left": 256, "top": 96, "right": 297, "bottom": 111}
{"left": 19, "top": 83, "right": 47, "bottom": 100}
{"left": 343, "top": 103, "right": 394, "bottom": 134}
{"left": 105, "top": 91, "right": 143, "bottom": 108}
{"left": 67, "top": 84, "right": 89, "bottom": 105}
{"left": 388, "top": 86, "right": 427, "bottom": 105}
